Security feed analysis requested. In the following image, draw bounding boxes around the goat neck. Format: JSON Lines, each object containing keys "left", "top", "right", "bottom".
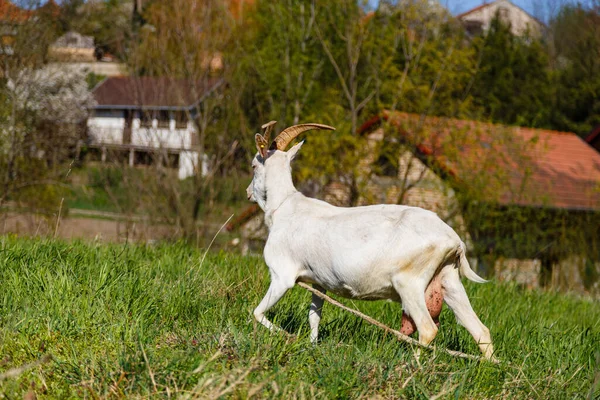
{"left": 264, "top": 152, "right": 298, "bottom": 224}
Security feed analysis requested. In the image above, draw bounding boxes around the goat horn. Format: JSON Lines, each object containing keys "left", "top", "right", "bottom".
{"left": 255, "top": 120, "right": 277, "bottom": 158}
{"left": 272, "top": 123, "right": 336, "bottom": 151}
{"left": 262, "top": 120, "right": 277, "bottom": 139}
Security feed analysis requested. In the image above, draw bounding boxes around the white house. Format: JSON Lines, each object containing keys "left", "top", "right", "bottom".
{"left": 86, "top": 76, "right": 224, "bottom": 179}
{"left": 457, "top": 0, "right": 544, "bottom": 37}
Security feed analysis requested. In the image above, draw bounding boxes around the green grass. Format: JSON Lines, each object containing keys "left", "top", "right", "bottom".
{"left": 66, "top": 165, "right": 251, "bottom": 217}
{"left": 0, "top": 237, "right": 598, "bottom": 399}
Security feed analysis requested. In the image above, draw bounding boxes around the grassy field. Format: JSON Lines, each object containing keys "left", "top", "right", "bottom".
{"left": 0, "top": 237, "right": 598, "bottom": 399}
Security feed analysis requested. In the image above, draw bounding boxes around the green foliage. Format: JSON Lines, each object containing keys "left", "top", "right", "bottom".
{"left": 470, "top": 14, "right": 553, "bottom": 128}
{"left": 85, "top": 72, "right": 106, "bottom": 90}
{"left": 67, "top": 166, "right": 134, "bottom": 213}
{"left": 0, "top": 9, "right": 90, "bottom": 212}
{"left": 66, "top": 164, "right": 248, "bottom": 233}
{"left": 551, "top": 5, "right": 600, "bottom": 136}
{"left": 371, "top": 4, "right": 478, "bottom": 119}
{"left": 0, "top": 238, "right": 598, "bottom": 398}
{"left": 64, "top": 0, "right": 133, "bottom": 58}
{"left": 231, "top": 0, "right": 333, "bottom": 129}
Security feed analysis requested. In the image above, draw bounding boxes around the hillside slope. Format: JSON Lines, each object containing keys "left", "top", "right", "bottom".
{"left": 0, "top": 238, "right": 598, "bottom": 398}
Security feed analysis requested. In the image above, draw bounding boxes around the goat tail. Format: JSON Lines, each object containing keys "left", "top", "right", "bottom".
{"left": 456, "top": 242, "right": 487, "bottom": 283}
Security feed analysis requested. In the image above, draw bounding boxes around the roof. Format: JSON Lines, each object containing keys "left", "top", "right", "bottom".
{"left": 92, "top": 76, "right": 224, "bottom": 110}
{"left": 456, "top": 0, "right": 544, "bottom": 26}
{"left": 359, "top": 111, "right": 600, "bottom": 211}
{"left": 456, "top": 2, "right": 491, "bottom": 19}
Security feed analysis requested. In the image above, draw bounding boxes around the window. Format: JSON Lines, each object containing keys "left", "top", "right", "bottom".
{"left": 375, "top": 139, "right": 400, "bottom": 178}
{"left": 140, "top": 110, "right": 154, "bottom": 128}
{"left": 175, "top": 111, "right": 188, "bottom": 129}
{"left": 464, "top": 20, "right": 483, "bottom": 36}
{"left": 376, "top": 152, "right": 399, "bottom": 177}
{"left": 157, "top": 110, "right": 170, "bottom": 128}
{"left": 95, "top": 109, "right": 123, "bottom": 118}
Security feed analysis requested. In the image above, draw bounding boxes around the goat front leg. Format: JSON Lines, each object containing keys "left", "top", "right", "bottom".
{"left": 308, "top": 284, "right": 326, "bottom": 343}
{"left": 253, "top": 277, "right": 293, "bottom": 333}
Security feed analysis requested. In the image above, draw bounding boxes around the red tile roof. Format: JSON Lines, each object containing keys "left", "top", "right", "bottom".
{"left": 359, "top": 111, "right": 600, "bottom": 211}
{"left": 92, "top": 76, "right": 224, "bottom": 109}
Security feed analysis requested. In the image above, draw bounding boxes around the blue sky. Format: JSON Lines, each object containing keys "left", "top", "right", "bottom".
{"left": 367, "top": 0, "right": 592, "bottom": 22}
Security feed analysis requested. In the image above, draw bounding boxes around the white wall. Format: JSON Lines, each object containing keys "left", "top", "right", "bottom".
{"left": 178, "top": 150, "right": 199, "bottom": 179}
{"left": 132, "top": 120, "right": 193, "bottom": 149}
{"left": 460, "top": 0, "right": 543, "bottom": 37}
{"left": 87, "top": 112, "right": 195, "bottom": 149}
{"left": 87, "top": 112, "right": 125, "bottom": 144}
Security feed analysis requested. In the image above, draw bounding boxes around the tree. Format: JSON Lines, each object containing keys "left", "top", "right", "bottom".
{"left": 0, "top": 4, "right": 74, "bottom": 213}
{"left": 371, "top": 1, "right": 477, "bottom": 119}
{"left": 230, "top": 0, "right": 330, "bottom": 131}
{"left": 101, "top": 0, "right": 242, "bottom": 241}
{"left": 355, "top": 1, "right": 481, "bottom": 208}
{"left": 550, "top": 4, "right": 600, "bottom": 136}
{"left": 63, "top": 0, "right": 134, "bottom": 59}
{"left": 1, "top": 66, "right": 93, "bottom": 214}
{"left": 469, "top": 13, "right": 553, "bottom": 128}
{"left": 313, "top": 0, "right": 377, "bottom": 136}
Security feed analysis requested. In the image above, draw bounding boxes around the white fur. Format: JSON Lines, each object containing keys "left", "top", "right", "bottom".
{"left": 247, "top": 143, "right": 494, "bottom": 359}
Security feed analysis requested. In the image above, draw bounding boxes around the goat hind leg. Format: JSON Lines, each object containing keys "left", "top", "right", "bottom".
{"left": 393, "top": 277, "right": 439, "bottom": 346}
{"left": 441, "top": 267, "right": 495, "bottom": 359}
{"left": 400, "top": 273, "right": 444, "bottom": 335}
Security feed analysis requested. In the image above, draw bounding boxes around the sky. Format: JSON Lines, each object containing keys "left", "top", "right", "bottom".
{"left": 367, "top": 0, "right": 594, "bottom": 22}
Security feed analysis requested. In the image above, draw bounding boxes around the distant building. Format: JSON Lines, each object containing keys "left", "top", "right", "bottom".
{"left": 49, "top": 31, "right": 95, "bottom": 62}
{"left": 357, "top": 111, "right": 600, "bottom": 212}
{"left": 86, "top": 76, "right": 224, "bottom": 179}
{"left": 457, "top": 0, "right": 544, "bottom": 37}
{"left": 48, "top": 31, "right": 126, "bottom": 77}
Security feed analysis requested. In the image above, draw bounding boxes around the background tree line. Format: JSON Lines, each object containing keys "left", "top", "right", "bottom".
{"left": 1, "top": 0, "right": 599, "bottom": 250}
{"left": 49, "top": 0, "right": 600, "bottom": 136}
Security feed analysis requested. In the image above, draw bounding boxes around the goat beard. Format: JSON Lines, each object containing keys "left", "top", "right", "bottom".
{"left": 400, "top": 273, "right": 444, "bottom": 335}
{"left": 255, "top": 191, "right": 267, "bottom": 212}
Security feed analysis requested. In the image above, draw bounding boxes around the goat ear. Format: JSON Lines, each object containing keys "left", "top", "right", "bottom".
{"left": 255, "top": 133, "right": 269, "bottom": 159}
{"left": 286, "top": 140, "right": 304, "bottom": 161}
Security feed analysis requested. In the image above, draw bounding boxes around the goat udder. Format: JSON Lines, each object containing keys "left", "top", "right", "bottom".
{"left": 399, "top": 274, "right": 444, "bottom": 335}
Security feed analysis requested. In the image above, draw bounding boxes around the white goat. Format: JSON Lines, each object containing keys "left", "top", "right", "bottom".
{"left": 247, "top": 121, "right": 494, "bottom": 359}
